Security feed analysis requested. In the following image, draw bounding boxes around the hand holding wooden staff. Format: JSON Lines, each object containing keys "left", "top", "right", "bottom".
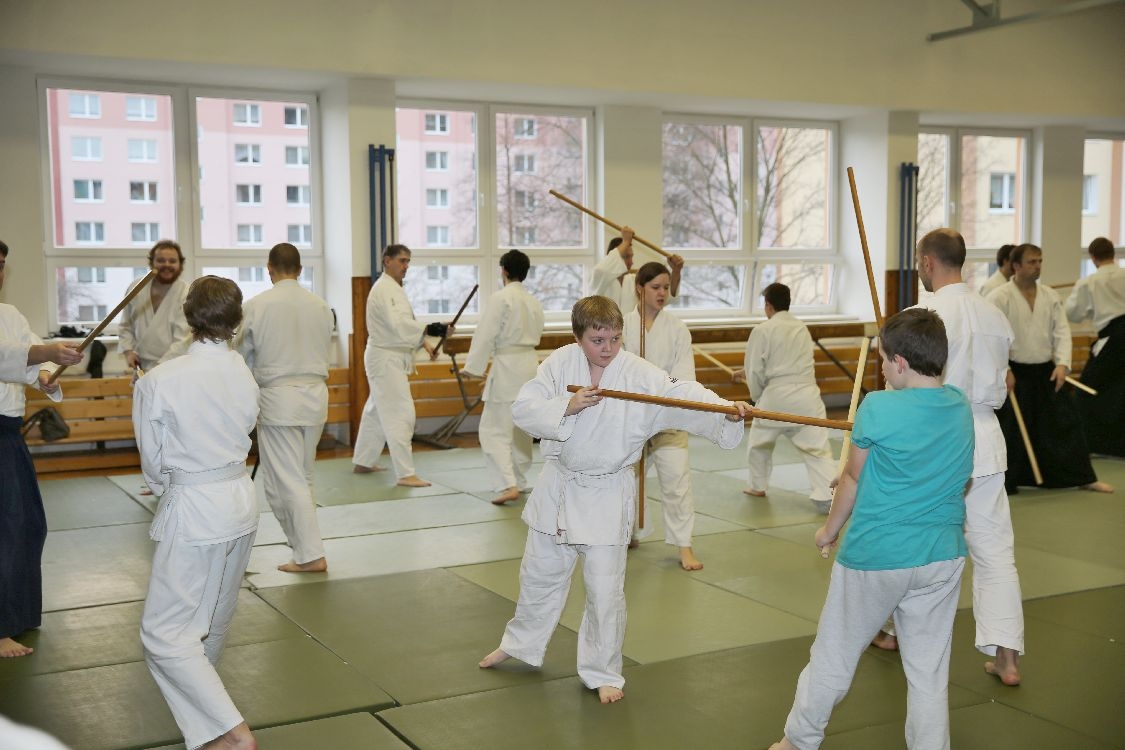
{"left": 428, "top": 284, "right": 478, "bottom": 360}
{"left": 820, "top": 336, "right": 870, "bottom": 558}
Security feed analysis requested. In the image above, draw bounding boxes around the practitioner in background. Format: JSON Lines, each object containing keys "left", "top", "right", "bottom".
{"left": 118, "top": 239, "right": 193, "bottom": 372}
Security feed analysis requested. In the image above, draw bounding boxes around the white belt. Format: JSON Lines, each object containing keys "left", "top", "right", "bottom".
{"left": 169, "top": 463, "right": 246, "bottom": 486}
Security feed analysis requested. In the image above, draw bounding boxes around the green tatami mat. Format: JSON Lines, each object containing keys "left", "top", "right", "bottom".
{"left": 1022, "top": 585, "right": 1125, "bottom": 641}
{"left": 149, "top": 712, "right": 410, "bottom": 750}
{"left": 425, "top": 464, "right": 543, "bottom": 495}
{"left": 379, "top": 636, "right": 983, "bottom": 750}
{"left": 259, "top": 569, "right": 587, "bottom": 704}
{"left": 309, "top": 463, "right": 461, "bottom": 505}
{"left": 630, "top": 498, "right": 746, "bottom": 547}
{"left": 690, "top": 471, "right": 826, "bottom": 528}
{"left": 0, "top": 639, "right": 394, "bottom": 750}
{"left": 684, "top": 434, "right": 755, "bottom": 471}
{"left": 1010, "top": 491, "right": 1125, "bottom": 570}
{"left": 252, "top": 493, "right": 517, "bottom": 547}
{"left": 42, "top": 522, "right": 155, "bottom": 611}
{"left": 246, "top": 518, "right": 528, "bottom": 588}
{"left": 0, "top": 590, "right": 304, "bottom": 680}
{"left": 39, "top": 476, "right": 152, "bottom": 530}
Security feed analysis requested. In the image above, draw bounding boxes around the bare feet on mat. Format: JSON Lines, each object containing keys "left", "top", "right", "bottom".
{"left": 984, "top": 646, "right": 1021, "bottom": 686}
{"left": 871, "top": 630, "right": 899, "bottom": 651}
{"left": 277, "top": 557, "right": 328, "bottom": 573}
{"left": 352, "top": 464, "right": 385, "bottom": 474}
{"left": 0, "top": 637, "right": 33, "bottom": 658}
{"left": 769, "top": 738, "right": 798, "bottom": 750}
{"left": 1081, "top": 481, "right": 1114, "bottom": 493}
{"left": 598, "top": 685, "right": 624, "bottom": 703}
{"left": 491, "top": 487, "right": 520, "bottom": 505}
{"left": 397, "top": 475, "right": 431, "bottom": 487}
{"left": 201, "top": 722, "right": 256, "bottom": 749}
{"left": 139, "top": 484, "right": 154, "bottom": 496}
{"left": 478, "top": 648, "right": 511, "bottom": 668}
{"left": 679, "top": 547, "right": 704, "bottom": 571}
{"left": 742, "top": 488, "right": 766, "bottom": 497}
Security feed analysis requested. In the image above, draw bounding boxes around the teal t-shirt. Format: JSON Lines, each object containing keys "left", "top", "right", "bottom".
{"left": 836, "top": 385, "right": 974, "bottom": 571}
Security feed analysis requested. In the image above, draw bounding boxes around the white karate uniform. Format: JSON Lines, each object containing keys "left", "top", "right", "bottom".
{"left": 623, "top": 308, "right": 697, "bottom": 547}
{"left": 502, "top": 345, "right": 743, "bottom": 688}
{"left": 0, "top": 306, "right": 63, "bottom": 411}
{"left": 352, "top": 274, "right": 426, "bottom": 478}
{"left": 743, "top": 311, "right": 835, "bottom": 501}
{"left": 986, "top": 282, "right": 1071, "bottom": 368}
{"left": 917, "top": 283, "right": 1024, "bottom": 656}
{"left": 133, "top": 340, "right": 260, "bottom": 750}
{"left": 117, "top": 276, "right": 192, "bottom": 371}
{"left": 462, "top": 280, "right": 544, "bottom": 492}
{"left": 979, "top": 270, "right": 1009, "bottom": 297}
{"left": 1065, "top": 262, "right": 1125, "bottom": 336}
{"left": 590, "top": 250, "right": 636, "bottom": 312}
{"left": 235, "top": 279, "right": 333, "bottom": 565}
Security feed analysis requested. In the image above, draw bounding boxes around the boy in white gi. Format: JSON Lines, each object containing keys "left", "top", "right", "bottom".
{"left": 623, "top": 262, "right": 704, "bottom": 571}
{"left": 462, "top": 249, "right": 545, "bottom": 505}
{"left": 770, "top": 308, "right": 974, "bottom": 750}
{"left": 479, "top": 296, "right": 750, "bottom": 703}
{"left": 134, "top": 276, "right": 260, "bottom": 750}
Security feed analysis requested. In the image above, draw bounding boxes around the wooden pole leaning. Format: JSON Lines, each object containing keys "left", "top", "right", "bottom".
{"left": 1049, "top": 282, "right": 1076, "bottom": 290}
{"left": 565, "top": 385, "right": 854, "bottom": 431}
{"left": 846, "top": 167, "right": 885, "bottom": 328}
{"left": 1008, "top": 390, "right": 1044, "bottom": 485}
{"left": 821, "top": 335, "right": 870, "bottom": 558}
{"left": 693, "top": 346, "right": 735, "bottom": 376}
{"left": 1065, "top": 376, "right": 1097, "bottom": 396}
{"left": 48, "top": 270, "right": 156, "bottom": 384}
{"left": 430, "top": 284, "right": 479, "bottom": 360}
{"left": 548, "top": 189, "right": 672, "bottom": 260}
{"left": 637, "top": 303, "right": 647, "bottom": 529}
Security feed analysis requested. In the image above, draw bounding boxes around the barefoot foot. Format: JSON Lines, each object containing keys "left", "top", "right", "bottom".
{"left": 0, "top": 637, "right": 33, "bottom": 658}
{"left": 200, "top": 721, "right": 256, "bottom": 749}
{"left": 277, "top": 557, "right": 328, "bottom": 573}
{"left": 679, "top": 547, "right": 704, "bottom": 571}
{"left": 768, "top": 738, "right": 798, "bottom": 750}
{"left": 984, "top": 646, "right": 1021, "bottom": 686}
{"left": 478, "top": 648, "right": 511, "bottom": 668}
{"left": 352, "top": 464, "right": 385, "bottom": 474}
{"left": 1081, "top": 481, "right": 1114, "bottom": 493}
{"left": 598, "top": 685, "right": 624, "bottom": 704}
{"left": 742, "top": 488, "right": 766, "bottom": 497}
{"left": 491, "top": 487, "right": 520, "bottom": 505}
{"left": 871, "top": 630, "right": 898, "bottom": 651}
{"left": 397, "top": 475, "right": 432, "bottom": 487}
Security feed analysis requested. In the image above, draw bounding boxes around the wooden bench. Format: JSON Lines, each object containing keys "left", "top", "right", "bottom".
{"left": 23, "top": 369, "right": 351, "bottom": 475}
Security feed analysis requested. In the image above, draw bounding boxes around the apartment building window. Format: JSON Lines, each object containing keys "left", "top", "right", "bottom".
{"left": 514, "top": 190, "right": 537, "bottom": 209}
{"left": 73, "top": 179, "right": 103, "bottom": 202}
{"left": 424, "top": 113, "right": 449, "bottom": 134}
{"left": 287, "top": 224, "right": 312, "bottom": 245}
{"left": 285, "top": 146, "right": 310, "bottom": 166}
{"left": 514, "top": 227, "right": 536, "bottom": 244}
{"left": 233, "top": 103, "right": 261, "bottom": 126}
{"left": 238, "top": 266, "right": 267, "bottom": 282}
{"left": 514, "top": 118, "right": 537, "bottom": 138}
{"left": 427, "top": 265, "right": 450, "bottom": 280}
{"left": 286, "top": 185, "right": 310, "bottom": 206}
{"left": 128, "top": 139, "right": 158, "bottom": 162}
{"left": 76, "top": 267, "right": 106, "bottom": 283}
{"left": 427, "top": 299, "right": 452, "bottom": 314}
{"left": 236, "top": 224, "right": 264, "bottom": 244}
{"left": 131, "top": 222, "right": 160, "bottom": 243}
{"left": 989, "top": 172, "right": 1017, "bottom": 212}
{"left": 284, "top": 106, "right": 309, "bottom": 127}
{"left": 426, "top": 188, "right": 449, "bottom": 208}
{"left": 130, "top": 181, "right": 158, "bottom": 203}
{"left": 425, "top": 151, "right": 449, "bottom": 171}
{"left": 75, "top": 222, "right": 105, "bottom": 243}
{"left": 77, "top": 304, "right": 108, "bottom": 320}
{"left": 512, "top": 154, "right": 536, "bottom": 174}
{"left": 69, "top": 93, "right": 100, "bottom": 118}
{"left": 126, "top": 96, "right": 157, "bottom": 121}
{"left": 235, "top": 144, "right": 261, "bottom": 165}
{"left": 1082, "top": 137, "right": 1124, "bottom": 252}
{"left": 236, "top": 184, "right": 262, "bottom": 205}
{"left": 71, "top": 136, "right": 102, "bottom": 161}
{"left": 1082, "top": 175, "right": 1098, "bottom": 215}
{"left": 426, "top": 225, "right": 450, "bottom": 246}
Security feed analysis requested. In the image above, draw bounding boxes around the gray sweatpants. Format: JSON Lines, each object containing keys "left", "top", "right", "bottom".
{"left": 783, "top": 558, "right": 965, "bottom": 750}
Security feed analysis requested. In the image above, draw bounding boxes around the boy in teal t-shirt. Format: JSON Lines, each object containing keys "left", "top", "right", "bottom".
{"left": 771, "top": 308, "right": 974, "bottom": 750}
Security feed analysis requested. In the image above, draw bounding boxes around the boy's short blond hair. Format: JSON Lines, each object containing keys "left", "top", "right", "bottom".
{"left": 571, "top": 295, "right": 624, "bottom": 338}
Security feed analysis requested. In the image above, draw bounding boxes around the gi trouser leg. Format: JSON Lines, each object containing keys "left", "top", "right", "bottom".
{"left": 259, "top": 424, "right": 325, "bottom": 564}
{"left": 963, "top": 472, "right": 1024, "bottom": 655}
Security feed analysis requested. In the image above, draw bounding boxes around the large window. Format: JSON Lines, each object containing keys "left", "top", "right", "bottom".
{"left": 43, "top": 83, "right": 322, "bottom": 329}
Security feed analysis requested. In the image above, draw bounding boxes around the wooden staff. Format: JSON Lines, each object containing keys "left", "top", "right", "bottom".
{"left": 48, "top": 270, "right": 156, "bottom": 384}
{"left": 548, "top": 189, "right": 672, "bottom": 260}
{"left": 1065, "top": 376, "right": 1097, "bottom": 396}
{"left": 637, "top": 301, "right": 647, "bottom": 528}
{"left": 1049, "top": 281, "right": 1076, "bottom": 289}
{"left": 566, "top": 385, "right": 853, "bottom": 431}
{"left": 430, "top": 284, "right": 478, "bottom": 360}
{"left": 846, "top": 167, "right": 884, "bottom": 328}
{"left": 1008, "top": 390, "right": 1043, "bottom": 485}
{"left": 822, "top": 336, "right": 870, "bottom": 558}
{"left": 693, "top": 346, "right": 735, "bottom": 376}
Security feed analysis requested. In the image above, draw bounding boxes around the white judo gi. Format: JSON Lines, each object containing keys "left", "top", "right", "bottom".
{"left": 235, "top": 279, "right": 333, "bottom": 565}
{"left": 743, "top": 311, "right": 835, "bottom": 501}
{"left": 978, "top": 270, "right": 1009, "bottom": 297}
{"left": 916, "top": 283, "right": 1024, "bottom": 656}
{"left": 117, "top": 276, "right": 192, "bottom": 371}
{"left": 502, "top": 345, "right": 744, "bottom": 688}
{"left": 462, "top": 280, "right": 544, "bottom": 493}
{"left": 590, "top": 250, "right": 637, "bottom": 313}
{"left": 352, "top": 274, "right": 426, "bottom": 479}
{"left": 623, "top": 308, "right": 697, "bottom": 547}
{"left": 133, "top": 340, "right": 260, "bottom": 750}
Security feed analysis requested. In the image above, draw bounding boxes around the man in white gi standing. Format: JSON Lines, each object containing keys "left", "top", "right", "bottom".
{"left": 118, "top": 239, "right": 192, "bottom": 372}
{"left": 979, "top": 244, "right": 1015, "bottom": 296}
{"left": 134, "top": 276, "right": 260, "bottom": 749}
{"left": 737, "top": 283, "right": 835, "bottom": 513}
{"left": 353, "top": 244, "right": 446, "bottom": 487}
{"left": 590, "top": 226, "right": 683, "bottom": 311}
{"left": 236, "top": 243, "right": 334, "bottom": 573}
{"left": 462, "top": 249, "right": 545, "bottom": 505}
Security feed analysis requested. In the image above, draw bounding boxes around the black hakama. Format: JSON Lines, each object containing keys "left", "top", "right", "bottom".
{"left": 1076, "top": 315, "right": 1125, "bottom": 457}
{"left": 0, "top": 414, "right": 47, "bottom": 639}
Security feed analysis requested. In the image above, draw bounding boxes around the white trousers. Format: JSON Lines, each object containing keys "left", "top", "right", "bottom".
{"left": 747, "top": 421, "right": 835, "bottom": 501}
{"left": 140, "top": 509, "right": 255, "bottom": 750}
{"left": 784, "top": 558, "right": 964, "bottom": 750}
{"left": 258, "top": 424, "right": 325, "bottom": 564}
{"left": 353, "top": 358, "right": 416, "bottom": 479}
{"left": 499, "top": 529, "right": 628, "bottom": 690}
{"left": 963, "top": 472, "right": 1024, "bottom": 656}
{"left": 479, "top": 399, "right": 532, "bottom": 492}
{"left": 634, "top": 430, "right": 695, "bottom": 547}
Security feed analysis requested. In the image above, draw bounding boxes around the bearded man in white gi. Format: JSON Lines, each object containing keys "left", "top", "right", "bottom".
{"left": 462, "top": 249, "right": 545, "bottom": 505}
{"left": 134, "top": 276, "right": 260, "bottom": 750}
{"left": 0, "top": 240, "right": 81, "bottom": 659}
{"left": 118, "top": 239, "right": 193, "bottom": 372}
{"left": 590, "top": 226, "right": 683, "bottom": 312}
{"left": 352, "top": 244, "right": 447, "bottom": 487}
{"left": 737, "top": 283, "right": 835, "bottom": 513}
{"left": 235, "top": 243, "right": 333, "bottom": 573}
{"left": 480, "top": 296, "right": 750, "bottom": 704}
